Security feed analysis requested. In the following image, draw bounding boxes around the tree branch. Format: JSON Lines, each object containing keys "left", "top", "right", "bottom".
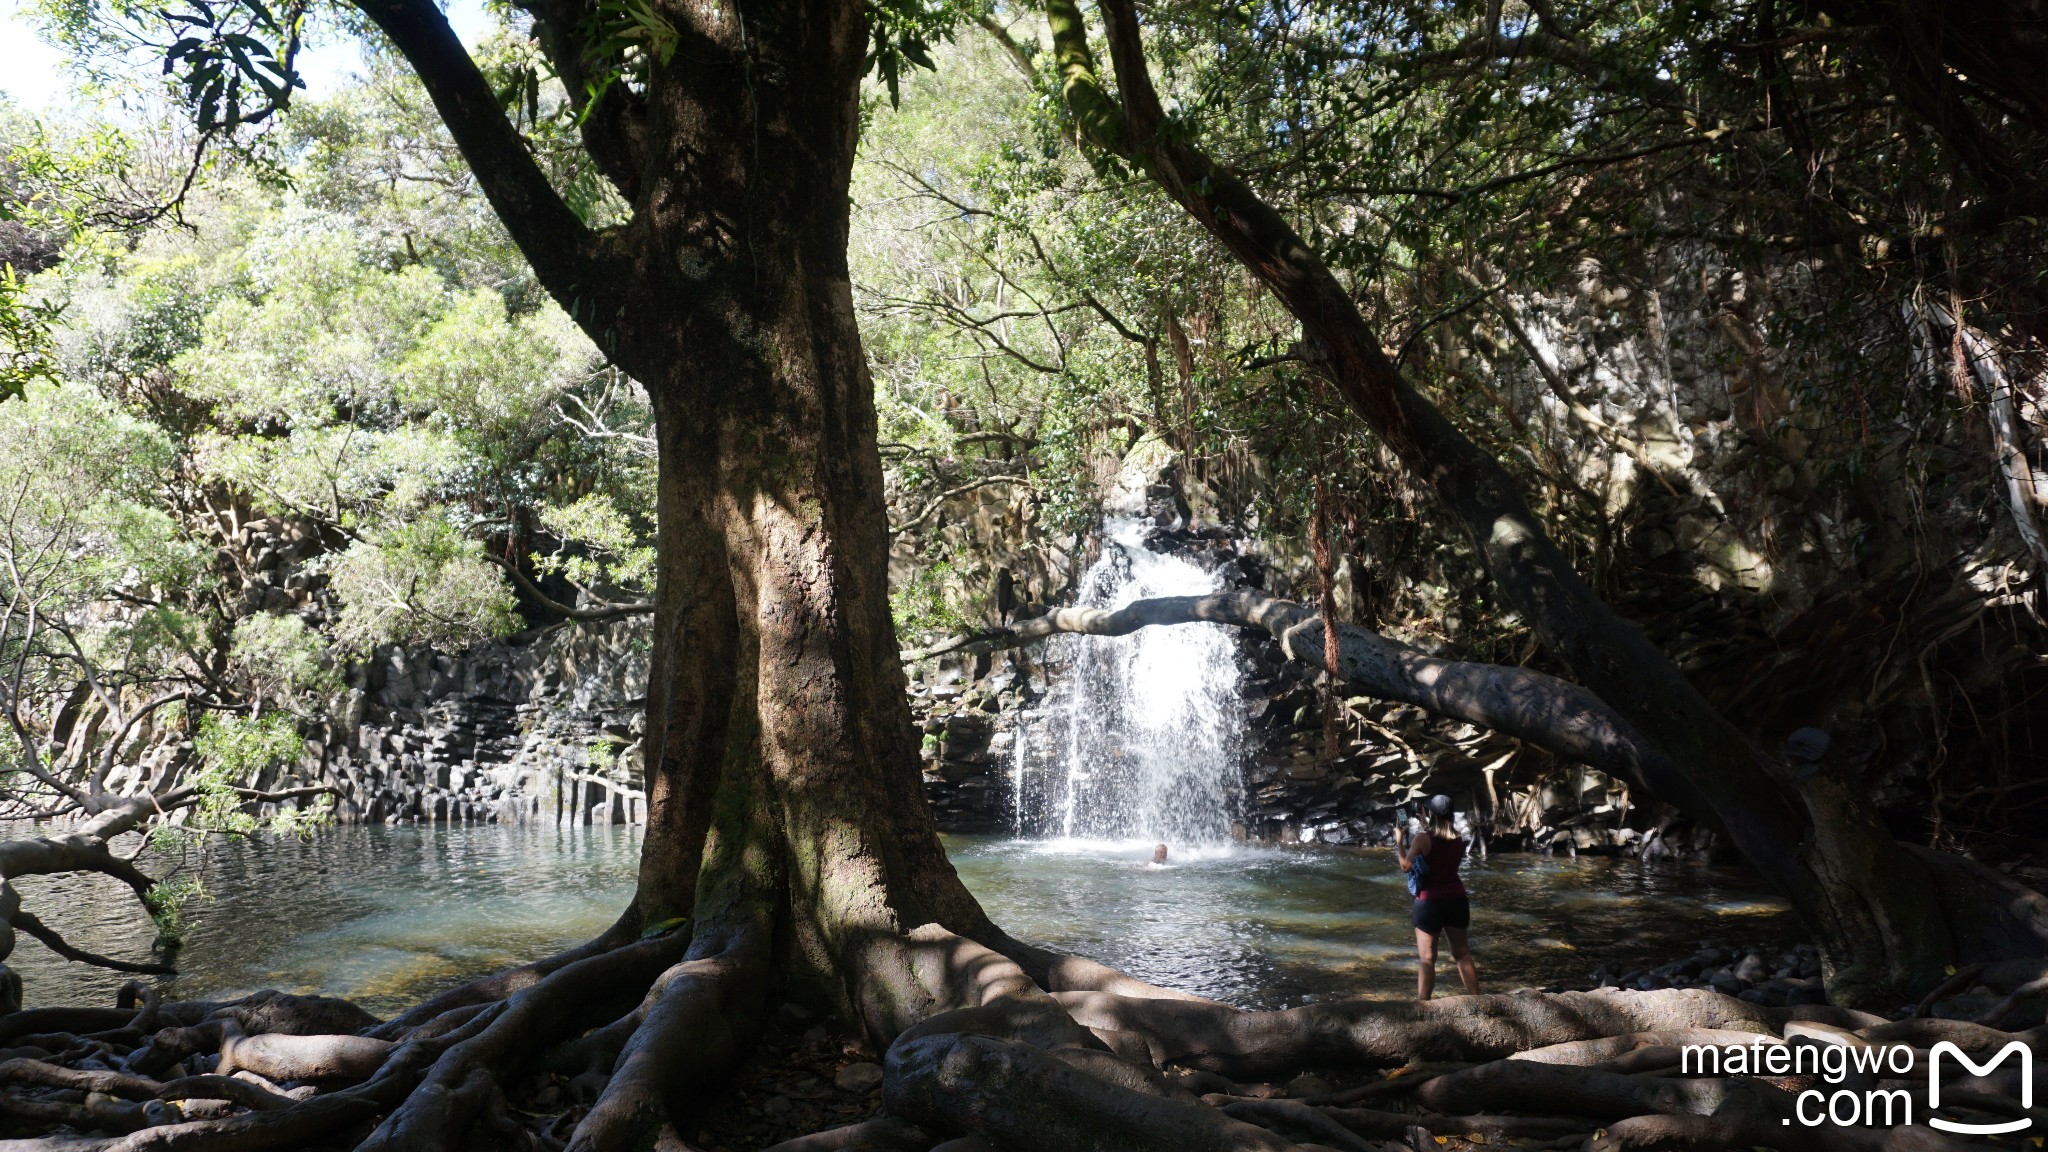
{"left": 521, "top": 0, "right": 650, "bottom": 202}
{"left": 1412, "top": 27, "right": 1686, "bottom": 107}
{"left": 229, "top": 784, "right": 341, "bottom": 804}
{"left": 976, "top": 14, "right": 1038, "bottom": 80}
{"left": 901, "top": 588, "right": 1674, "bottom": 820}
{"left": 890, "top": 475, "right": 1030, "bottom": 536}
{"left": 486, "top": 554, "right": 653, "bottom": 622}
{"left": 9, "top": 910, "right": 177, "bottom": 974}
{"left": 350, "top": 0, "right": 619, "bottom": 311}
{"left": 1050, "top": 0, "right": 1422, "bottom": 454}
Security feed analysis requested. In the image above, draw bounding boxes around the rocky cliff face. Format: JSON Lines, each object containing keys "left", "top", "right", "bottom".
{"left": 884, "top": 255, "right": 2048, "bottom": 856}
{"left": 264, "top": 619, "right": 651, "bottom": 827}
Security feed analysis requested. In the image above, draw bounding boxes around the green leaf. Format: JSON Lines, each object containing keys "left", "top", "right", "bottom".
{"left": 639, "top": 916, "right": 690, "bottom": 939}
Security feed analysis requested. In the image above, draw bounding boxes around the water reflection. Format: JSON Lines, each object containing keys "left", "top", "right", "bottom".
{"left": 5, "top": 825, "right": 1796, "bottom": 1017}
{"left": 944, "top": 835, "right": 1797, "bottom": 1009}
{"left": 6, "top": 824, "right": 640, "bottom": 1015}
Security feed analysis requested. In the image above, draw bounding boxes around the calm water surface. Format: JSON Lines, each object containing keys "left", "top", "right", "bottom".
{"left": 5, "top": 826, "right": 1795, "bottom": 1014}
{"left": 948, "top": 836, "right": 1797, "bottom": 1008}
{"left": 7, "top": 824, "right": 642, "bottom": 1015}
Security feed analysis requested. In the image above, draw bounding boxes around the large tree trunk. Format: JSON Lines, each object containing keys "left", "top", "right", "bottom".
{"left": 329, "top": 2, "right": 1049, "bottom": 1145}
{"left": 612, "top": 0, "right": 1002, "bottom": 1025}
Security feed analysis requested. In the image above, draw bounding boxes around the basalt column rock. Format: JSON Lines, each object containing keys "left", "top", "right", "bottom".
{"left": 290, "top": 618, "right": 653, "bottom": 827}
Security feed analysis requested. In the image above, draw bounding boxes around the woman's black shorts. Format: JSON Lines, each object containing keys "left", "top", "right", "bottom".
{"left": 1412, "top": 895, "right": 1471, "bottom": 934}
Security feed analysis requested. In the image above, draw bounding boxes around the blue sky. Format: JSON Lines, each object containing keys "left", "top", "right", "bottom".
{"left": 1, "top": 0, "right": 493, "bottom": 115}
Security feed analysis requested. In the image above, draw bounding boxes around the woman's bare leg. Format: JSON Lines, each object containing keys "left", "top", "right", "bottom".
{"left": 1445, "top": 925, "right": 1479, "bottom": 994}
{"left": 1414, "top": 927, "right": 1438, "bottom": 1000}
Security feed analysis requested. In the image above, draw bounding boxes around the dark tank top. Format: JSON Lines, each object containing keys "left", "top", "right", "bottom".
{"left": 1418, "top": 836, "right": 1466, "bottom": 900}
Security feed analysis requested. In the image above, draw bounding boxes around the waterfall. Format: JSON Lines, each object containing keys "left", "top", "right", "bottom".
{"left": 1017, "top": 518, "right": 1244, "bottom": 846}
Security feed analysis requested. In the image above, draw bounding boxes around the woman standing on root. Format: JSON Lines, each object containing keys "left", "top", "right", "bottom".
{"left": 1396, "top": 794, "right": 1480, "bottom": 999}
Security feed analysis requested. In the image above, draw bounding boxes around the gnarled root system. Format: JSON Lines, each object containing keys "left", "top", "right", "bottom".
{"left": 4, "top": 922, "right": 2031, "bottom": 1147}
{"left": 3, "top": 930, "right": 2041, "bottom": 1152}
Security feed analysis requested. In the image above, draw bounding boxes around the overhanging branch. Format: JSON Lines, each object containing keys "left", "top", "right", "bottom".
{"left": 10, "top": 910, "right": 176, "bottom": 975}
{"left": 902, "top": 589, "right": 1678, "bottom": 799}
{"left": 488, "top": 554, "right": 654, "bottom": 623}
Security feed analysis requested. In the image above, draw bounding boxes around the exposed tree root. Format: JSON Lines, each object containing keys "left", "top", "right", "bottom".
{"left": 1050, "top": 987, "right": 1876, "bottom": 1077}
{"left": 888, "top": 1028, "right": 1300, "bottom": 1152}
{"left": 356, "top": 926, "right": 691, "bottom": 1151}
{"left": 1219, "top": 1097, "right": 1386, "bottom": 1150}
{"left": 565, "top": 919, "right": 773, "bottom": 1151}
{"left": 216, "top": 1032, "right": 395, "bottom": 1082}
{"left": 154, "top": 1074, "right": 302, "bottom": 1111}
{"left": 1972, "top": 975, "right": 2048, "bottom": 1027}
{"left": 1, "top": 1007, "right": 144, "bottom": 1045}
{"left": 1418, "top": 1061, "right": 1775, "bottom": 1119}
{"left": 1508, "top": 1029, "right": 1793, "bottom": 1066}
{"left": 758, "top": 1116, "right": 930, "bottom": 1152}
{"left": 1321, "top": 1105, "right": 1588, "bottom": 1141}
{"left": 925, "top": 1138, "right": 1004, "bottom": 1152}
{"left": 5, "top": 925, "right": 2043, "bottom": 1152}
{"left": 873, "top": 970, "right": 2042, "bottom": 1152}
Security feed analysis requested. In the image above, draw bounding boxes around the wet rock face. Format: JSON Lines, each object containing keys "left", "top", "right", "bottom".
{"left": 909, "top": 665, "right": 1036, "bottom": 834}
{"left": 285, "top": 619, "right": 652, "bottom": 827}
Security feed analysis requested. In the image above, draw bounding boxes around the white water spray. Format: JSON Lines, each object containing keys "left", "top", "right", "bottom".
{"left": 1016, "top": 518, "right": 1244, "bottom": 845}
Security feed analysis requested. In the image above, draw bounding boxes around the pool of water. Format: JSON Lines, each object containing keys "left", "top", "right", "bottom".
{"left": 947, "top": 836, "right": 1797, "bottom": 1008}
{"left": 6, "top": 824, "right": 643, "bottom": 1015}
{"left": 4, "top": 826, "right": 1797, "bottom": 1015}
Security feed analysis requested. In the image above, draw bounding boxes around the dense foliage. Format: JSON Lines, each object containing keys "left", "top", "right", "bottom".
{"left": 1, "top": 0, "right": 2043, "bottom": 830}
{"left": 0, "top": 57, "right": 656, "bottom": 820}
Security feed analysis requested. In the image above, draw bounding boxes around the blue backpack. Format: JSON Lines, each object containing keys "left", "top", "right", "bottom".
{"left": 1405, "top": 849, "right": 1430, "bottom": 897}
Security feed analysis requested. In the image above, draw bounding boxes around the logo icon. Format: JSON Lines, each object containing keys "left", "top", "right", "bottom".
{"left": 1927, "top": 1040, "right": 2033, "bottom": 1135}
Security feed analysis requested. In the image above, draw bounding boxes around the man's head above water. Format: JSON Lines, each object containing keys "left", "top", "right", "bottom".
{"left": 1152, "top": 843, "right": 1168, "bottom": 864}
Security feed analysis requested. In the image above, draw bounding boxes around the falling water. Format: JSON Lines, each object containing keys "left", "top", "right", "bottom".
{"left": 1017, "top": 518, "right": 1244, "bottom": 845}
{"left": 1011, "top": 721, "right": 1029, "bottom": 837}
